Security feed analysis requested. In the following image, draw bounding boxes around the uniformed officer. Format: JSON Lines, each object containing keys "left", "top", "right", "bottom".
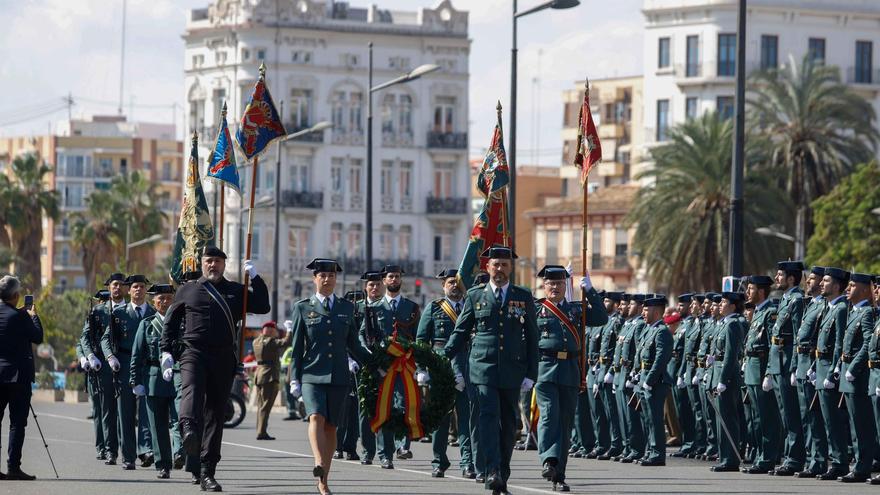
{"left": 612, "top": 293, "right": 646, "bottom": 463}
{"left": 77, "top": 290, "right": 109, "bottom": 461}
{"left": 583, "top": 304, "right": 610, "bottom": 459}
{"left": 356, "top": 271, "right": 385, "bottom": 465}
{"left": 130, "top": 283, "right": 181, "bottom": 479}
{"left": 534, "top": 265, "right": 607, "bottom": 492}
{"left": 81, "top": 273, "right": 127, "bottom": 465}
{"left": 680, "top": 294, "right": 706, "bottom": 458}
{"left": 595, "top": 290, "right": 623, "bottom": 460}
{"left": 334, "top": 290, "right": 364, "bottom": 460}
{"left": 765, "top": 260, "right": 806, "bottom": 476}
{"left": 636, "top": 295, "right": 673, "bottom": 466}
{"left": 708, "top": 292, "right": 745, "bottom": 472}
{"left": 101, "top": 274, "right": 155, "bottom": 470}
{"left": 253, "top": 320, "right": 293, "bottom": 440}
{"left": 694, "top": 293, "right": 719, "bottom": 461}
{"left": 288, "top": 258, "right": 372, "bottom": 495}
{"left": 837, "top": 272, "right": 876, "bottom": 483}
{"left": 869, "top": 276, "right": 880, "bottom": 485}
{"left": 160, "top": 248, "right": 270, "bottom": 492}
{"left": 671, "top": 293, "right": 697, "bottom": 458}
{"left": 445, "top": 246, "right": 538, "bottom": 495}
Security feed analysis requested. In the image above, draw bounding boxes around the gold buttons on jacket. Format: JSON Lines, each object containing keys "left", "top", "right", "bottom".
{"left": 328, "top": 353, "right": 333, "bottom": 358}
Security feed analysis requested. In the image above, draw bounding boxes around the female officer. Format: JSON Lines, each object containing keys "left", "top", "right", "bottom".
{"left": 289, "top": 258, "right": 372, "bottom": 495}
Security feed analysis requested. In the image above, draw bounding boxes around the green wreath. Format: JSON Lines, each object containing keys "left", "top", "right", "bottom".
{"left": 357, "top": 339, "right": 456, "bottom": 440}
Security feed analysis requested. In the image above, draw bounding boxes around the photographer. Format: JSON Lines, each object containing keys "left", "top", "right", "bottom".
{"left": 0, "top": 275, "right": 44, "bottom": 480}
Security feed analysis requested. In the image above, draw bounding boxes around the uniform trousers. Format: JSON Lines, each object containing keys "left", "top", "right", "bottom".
{"left": 771, "top": 373, "right": 805, "bottom": 470}
{"left": 146, "top": 395, "right": 180, "bottom": 470}
{"left": 685, "top": 383, "right": 706, "bottom": 453}
{"left": 432, "top": 387, "right": 472, "bottom": 472}
{"left": 114, "top": 352, "right": 138, "bottom": 464}
{"left": 642, "top": 384, "right": 669, "bottom": 462}
{"left": 715, "top": 387, "right": 741, "bottom": 468}
{"left": 747, "top": 384, "right": 782, "bottom": 469}
{"left": 255, "top": 382, "right": 278, "bottom": 437}
{"left": 467, "top": 381, "right": 485, "bottom": 476}
{"left": 86, "top": 372, "right": 105, "bottom": 455}
{"left": 816, "top": 385, "right": 849, "bottom": 471}
{"left": 844, "top": 390, "right": 876, "bottom": 476}
{"left": 797, "top": 378, "right": 827, "bottom": 473}
{"left": 536, "top": 382, "right": 577, "bottom": 482}
{"left": 336, "top": 390, "right": 359, "bottom": 454}
{"left": 96, "top": 363, "right": 119, "bottom": 459}
{"left": 477, "top": 385, "right": 519, "bottom": 484}
{"left": 585, "top": 370, "right": 608, "bottom": 452}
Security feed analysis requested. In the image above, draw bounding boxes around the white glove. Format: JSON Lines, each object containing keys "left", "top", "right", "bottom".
{"left": 875, "top": 387, "right": 880, "bottom": 397}
{"left": 633, "top": 372, "right": 642, "bottom": 383}
{"left": 416, "top": 371, "right": 430, "bottom": 386}
{"left": 580, "top": 273, "right": 592, "bottom": 290}
{"left": 706, "top": 355, "right": 715, "bottom": 366}
{"left": 676, "top": 376, "right": 685, "bottom": 389}
{"left": 762, "top": 376, "right": 773, "bottom": 392}
{"left": 284, "top": 320, "right": 294, "bottom": 332}
{"left": 378, "top": 368, "right": 387, "bottom": 378}
{"left": 592, "top": 383, "right": 599, "bottom": 395}
{"left": 133, "top": 384, "right": 146, "bottom": 397}
{"left": 348, "top": 358, "right": 360, "bottom": 374}
{"left": 290, "top": 380, "right": 302, "bottom": 398}
{"left": 643, "top": 382, "right": 652, "bottom": 391}
{"left": 625, "top": 380, "right": 634, "bottom": 389}
{"left": 603, "top": 372, "right": 614, "bottom": 384}
{"left": 88, "top": 354, "right": 102, "bottom": 371}
{"left": 833, "top": 365, "right": 840, "bottom": 375}
{"left": 716, "top": 383, "right": 727, "bottom": 394}
{"left": 823, "top": 378, "right": 835, "bottom": 390}
{"left": 790, "top": 372, "right": 797, "bottom": 387}
{"left": 845, "top": 370, "right": 855, "bottom": 382}
{"left": 108, "top": 355, "right": 120, "bottom": 372}
{"left": 454, "top": 373, "right": 465, "bottom": 392}
{"left": 807, "top": 369, "right": 816, "bottom": 383}
{"left": 160, "top": 352, "right": 174, "bottom": 373}
{"left": 162, "top": 368, "right": 173, "bottom": 382}
{"left": 521, "top": 377, "right": 535, "bottom": 392}
{"left": 741, "top": 362, "right": 746, "bottom": 372}
{"left": 79, "top": 356, "right": 90, "bottom": 371}
{"left": 244, "top": 259, "right": 257, "bottom": 278}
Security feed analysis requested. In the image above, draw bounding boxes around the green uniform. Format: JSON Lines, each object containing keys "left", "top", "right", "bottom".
{"left": 445, "top": 282, "right": 538, "bottom": 488}
{"left": 638, "top": 320, "right": 673, "bottom": 462}
{"left": 416, "top": 297, "right": 472, "bottom": 473}
{"left": 356, "top": 298, "right": 382, "bottom": 461}
{"left": 670, "top": 316, "right": 695, "bottom": 455}
{"left": 612, "top": 315, "right": 645, "bottom": 460}
{"left": 253, "top": 331, "right": 292, "bottom": 437}
{"left": 768, "top": 287, "right": 805, "bottom": 471}
{"left": 583, "top": 323, "right": 608, "bottom": 454}
{"left": 77, "top": 341, "right": 105, "bottom": 457}
{"left": 815, "top": 295, "right": 850, "bottom": 472}
{"left": 596, "top": 312, "right": 622, "bottom": 456}
{"left": 695, "top": 316, "right": 719, "bottom": 457}
{"left": 790, "top": 295, "right": 828, "bottom": 474}
{"left": 80, "top": 300, "right": 122, "bottom": 461}
{"left": 130, "top": 312, "right": 181, "bottom": 471}
{"left": 743, "top": 299, "right": 781, "bottom": 470}
{"left": 710, "top": 314, "right": 745, "bottom": 469}
{"left": 682, "top": 316, "right": 706, "bottom": 455}
{"left": 839, "top": 299, "right": 875, "bottom": 476}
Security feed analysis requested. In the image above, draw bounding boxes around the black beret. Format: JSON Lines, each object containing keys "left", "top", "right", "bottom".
{"left": 381, "top": 265, "right": 405, "bottom": 275}
{"left": 621, "top": 293, "right": 632, "bottom": 302}
{"left": 748, "top": 275, "right": 773, "bottom": 286}
{"left": 678, "top": 293, "right": 693, "bottom": 303}
{"left": 824, "top": 267, "right": 849, "bottom": 283}
{"left": 125, "top": 274, "right": 150, "bottom": 285}
{"left": 693, "top": 294, "right": 706, "bottom": 303}
{"left": 103, "top": 272, "right": 126, "bottom": 286}
{"left": 644, "top": 295, "right": 668, "bottom": 307}
{"left": 436, "top": 268, "right": 458, "bottom": 279}
{"left": 632, "top": 294, "right": 647, "bottom": 302}
{"left": 360, "top": 271, "right": 383, "bottom": 281}
{"left": 722, "top": 291, "right": 744, "bottom": 302}
{"left": 203, "top": 246, "right": 227, "bottom": 259}
{"left": 307, "top": 258, "right": 342, "bottom": 273}
{"left": 710, "top": 293, "right": 723, "bottom": 303}
{"left": 480, "top": 245, "right": 517, "bottom": 259}
{"left": 537, "top": 265, "right": 569, "bottom": 280}
{"left": 147, "top": 284, "right": 175, "bottom": 295}
{"left": 777, "top": 260, "right": 805, "bottom": 272}
{"left": 93, "top": 290, "right": 110, "bottom": 301}
{"left": 810, "top": 266, "right": 825, "bottom": 276}
{"left": 604, "top": 291, "right": 624, "bottom": 302}
{"left": 850, "top": 272, "right": 873, "bottom": 284}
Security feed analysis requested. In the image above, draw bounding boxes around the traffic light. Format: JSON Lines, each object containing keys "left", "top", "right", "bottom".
{"left": 414, "top": 278, "right": 422, "bottom": 297}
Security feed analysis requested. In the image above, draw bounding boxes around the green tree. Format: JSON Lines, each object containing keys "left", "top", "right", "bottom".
{"left": 806, "top": 162, "right": 880, "bottom": 273}
{"left": 626, "top": 112, "right": 791, "bottom": 293}
{"left": 748, "top": 55, "right": 880, "bottom": 255}
{"left": 35, "top": 286, "right": 90, "bottom": 368}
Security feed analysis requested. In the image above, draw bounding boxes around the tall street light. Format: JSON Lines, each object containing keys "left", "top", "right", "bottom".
{"left": 366, "top": 42, "right": 440, "bottom": 269}
{"left": 510, "top": 0, "right": 580, "bottom": 259}
{"left": 727, "top": 0, "right": 747, "bottom": 277}
{"left": 271, "top": 120, "right": 333, "bottom": 321}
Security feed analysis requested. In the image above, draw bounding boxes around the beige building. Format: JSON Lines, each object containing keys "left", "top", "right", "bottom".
{"left": 0, "top": 116, "right": 183, "bottom": 292}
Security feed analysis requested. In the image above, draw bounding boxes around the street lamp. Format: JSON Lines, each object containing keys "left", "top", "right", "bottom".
{"left": 727, "top": 0, "right": 747, "bottom": 278}
{"left": 366, "top": 42, "right": 440, "bottom": 269}
{"left": 125, "top": 230, "right": 165, "bottom": 271}
{"left": 510, "top": 0, "right": 580, "bottom": 262}
{"left": 755, "top": 227, "right": 796, "bottom": 243}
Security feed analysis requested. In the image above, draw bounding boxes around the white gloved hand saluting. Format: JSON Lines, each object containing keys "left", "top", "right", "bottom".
{"left": 762, "top": 376, "right": 773, "bottom": 392}
{"left": 87, "top": 354, "right": 102, "bottom": 371}
{"left": 416, "top": 371, "right": 430, "bottom": 386}
{"left": 133, "top": 384, "right": 146, "bottom": 397}
{"left": 603, "top": 372, "right": 614, "bottom": 384}
{"left": 162, "top": 368, "right": 173, "bottom": 382}
{"left": 790, "top": 372, "right": 797, "bottom": 387}
{"left": 454, "top": 373, "right": 466, "bottom": 392}
{"left": 348, "top": 358, "right": 360, "bottom": 374}
{"left": 580, "top": 272, "right": 593, "bottom": 291}
{"left": 108, "top": 355, "right": 121, "bottom": 372}
{"left": 284, "top": 320, "right": 294, "bottom": 332}
{"left": 521, "top": 377, "right": 535, "bottom": 392}
{"left": 716, "top": 383, "right": 727, "bottom": 394}
{"left": 845, "top": 370, "right": 855, "bottom": 382}
{"left": 244, "top": 259, "right": 257, "bottom": 278}
{"left": 79, "top": 356, "right": 90, "bottom": 371}
{"left": 290, "top": 380, "right": 302, "bottom": 398}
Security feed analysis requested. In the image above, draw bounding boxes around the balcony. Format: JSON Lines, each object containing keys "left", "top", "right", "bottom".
{"left": 589, "top": 254, "right": 632, "bottom": 273}
{"left": 284, "top": 124, "right": 325, "bottom": 144}
{"left": 382, "top": 131, "right": 414, "bottom": 148}
{"left": 344, "top": 258, "right": 424, "bottom": 277}
{"left": 331, "top": 130, "right": 365, "bottom": 146}
{"left": 280, "top": 190, "right": 323, "bottom": 209}
{"left": 426, "top": 196, "right": 468, "bottom": 215}
{"left": 846, "top": 67, "right": 880, "bottom": 87}
{"left": 427, "top": 131, "right": 467, "bottom": 150}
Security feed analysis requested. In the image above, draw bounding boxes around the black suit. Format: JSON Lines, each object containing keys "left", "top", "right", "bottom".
{"left": 160, "top": 276, "right": 269, "bottom": 475}
{"left": 0, "top": 301, "right": 43, "bottom": 470}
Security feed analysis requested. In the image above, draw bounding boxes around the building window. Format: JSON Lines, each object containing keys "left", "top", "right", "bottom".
{"left": 380, "top": 161, "right": 393, "bottom": 197}
{"left": 717, "top": 33, "right": 736, "bottom": 76}
{"left": 189, "top": 98, "right": 205, "bottom": 135}
{"left": 378, "top": 225, "right": 394, "bottom": 259}
{"left": 347, "top": 224, "right": 363, "bottom": 258}
{"left": 855, "top": 41, "right": 873, "bottom": 83}
{"left": 162, "top": 160, "right": 173, "bottom": 181}
{"left": 214, "top": 51, "right": 227, "bottom": 66}
{"left": 590, "top": 228, "right": 601, "bottom": 269}
{"left": 349, "top": 160, "right": 362, "bottom": 195}
{"left": 686, "top": 35, "right": 700, "bottom": 77}
{"left": 433, "top": 164, "right": 454, "bottom": 198}
{"left": 288, "top": 226, "right": 309, "bottom": 259}
{"left": 292, "top": 50, "right": 312, "bottom": 64}
{"left": 808, "top": 38, "right": 826, "bottom": 64}
{"left": 399, "top": 161, "right": 412, "bottom": 200}
{"left": 98, "top": 158, "right": 112, "bottom": 177}
{"left": 289, "top": 89, "right": 312, "bottom": 130}
{"left": 191, "top": 54, "right": 205, "bottom": 68}
{"left": 329, "top": 223, "right": 343, "bottom": 257}
{"left": 658, "top": 37, "right": 670, "bottom": 69}
{"left": 241, "top": 48, "right": 250, "bottom": 61}
{"left": 760, "top": 35, "right": 778, "bottom": 70}
{"left": 398, "top": 226, "right": 411, "bottom": 259}
{"left": 615, "top": 229, "right": 628, "bottom": 257}
{"left": 331, "top": 89, "right": 363, "bottom": 133}
{"left": 545, "top": 230, "right": 559, "bottom": 265}
{"left": 433, "top": 230, "right": 452, "bottom": 262}
{"left": 433, "top": 96, "right": 456, "bottom": 133}
{"left": 63, "top": 184, "right": 86, "bottom": 207}
{"left": 256, "top": 48, "right": 267, "bottom": 60}
{"left": 251, "top": 223, "right": 261, "bottom": 260}
{"left": 288, "top": 155, "right": 310, "bottom": 192}
{"left": 716, "top": 96, "right": 735, "bottom": 120}
{"left": 685, "top": 97, "right": 699, "bottom": 120}
{"left": 656, "top": 99, "right": 669, "bottom": 141}
{"left": 331, "top": 161, "right": 343, "bottom": 194}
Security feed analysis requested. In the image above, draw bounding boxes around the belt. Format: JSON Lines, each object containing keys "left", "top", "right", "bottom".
{"left": 696, "top": 357, "right": 706, "bottom": 367}
{"left": 146, "top": 359, "right": 160, "bottom": 366}
{"left": 841, "top": 354, "right": 853, "bottom": 363}
{"left": 771, "top": 336, "right": 792, "bottom": 346}
{"left": 257, "top": 360, "right": 276, "bottom": 366}
{"left": 745, "top": 350, "right": 767, "bottom": 358}
{"left": 619, "top": 358, "right": 633, "bottom": 368}
{"left": 541, "top": 350, "right": 570, "bottom": 360}
{"left": 815, "top": 350, "right": 832, "bottom": 360}
{"left": 641, "top": 360, "right": 654, "bottom": 368}
{"left": 715, "top": 354, "right": 725, "bottom": 362}
{"left": 588, "top": 358, "right": 598, "bottom": 366}
{"left": 599, "top": 356, "right": 610, "bottom": 364}
{"left": 432, "top": 340, "right": 447, "bottom": 348}
{"left": 869, "top": 360, "right": 880, "bottom": 369}
{"left": 796, "top": 345, "right": 814, "bottom": 355}
{"left": 612, "top": 365, "right": 621, "bottom": 373}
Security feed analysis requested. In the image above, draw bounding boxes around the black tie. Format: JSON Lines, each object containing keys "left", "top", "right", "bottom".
{"left": 495, "top": 287, "right": 503, "bottom": 306}
{"left": 391, "top": 300, "right": 398, "bottom": 313}
{"left": 136, "top": 306, "right": 142, "bottom": 318}
{"left": 323, "top": 297, "right": 331, "bottom": 312}
{"left": 454, "top": 302, "right": 461, "bottom": 314}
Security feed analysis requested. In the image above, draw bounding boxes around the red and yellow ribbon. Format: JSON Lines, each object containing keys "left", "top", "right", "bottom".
{"left": 370, "top": 334, "right": 425, "bottom": 439}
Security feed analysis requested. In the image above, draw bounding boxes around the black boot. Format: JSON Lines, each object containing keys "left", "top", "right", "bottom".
{"left": 201, "top": 466, "right": 222, "bottom": 492}
{"left": 181, "top": 420, "right": 199, "bottom": 457}
{"left": 6, "top": 467, "right": 36, "bottom": 481}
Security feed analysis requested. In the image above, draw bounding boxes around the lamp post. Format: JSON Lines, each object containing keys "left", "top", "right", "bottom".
{"left": 366, "top": 41, "right": 440, "bottom": 269}
{"left": 755, "top": 226, "right": 799, "bottom": 259}
{"left": 124, "top": 230, "right": 164, "bottom": 271}
{"left": 728, "top": 0, "right": 747, "bottom": 277}
{"left": 510, "top": 0, "right": 580, "bottom": 259}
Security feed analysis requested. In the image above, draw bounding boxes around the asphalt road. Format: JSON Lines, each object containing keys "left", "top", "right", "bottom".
{"left": 0, "top": 401, "right": 875, "bottom": 494}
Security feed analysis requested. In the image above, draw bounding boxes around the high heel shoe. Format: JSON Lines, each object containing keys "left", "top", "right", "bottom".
{"left": 312, "top": 465, "right": 325, "bottom": 479}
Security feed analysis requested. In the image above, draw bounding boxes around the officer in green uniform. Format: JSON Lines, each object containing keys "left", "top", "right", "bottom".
{"left": 289, "top": 258, "right": 372, "bottom": 495}
{"left": 612, "top": 294, "right": 646, "bottom": 463}
{"left": 765, "top": 261, "right": 806, "bottom": 476}
{"left": 837, "top": 273, "right": 876, "bottom": 483}
{"left": 741, "top": 275, "right": 781, "bottom": 474}
{"left": 680, "top": 294, "right": 706, "bottom": 458}
{"left": 356, "top": 271, "right": 384, "bottom": 465}
{"left": 334, "top": 291, "right": 364, "bottom": 460}
{"left": 583, "top": 313, "right": 609, "bottom": 458}
{"left": 695, "top": 293, "right": 719, "bottom": 461}
{"left": 596, "top": 291, "right": 623, "bottom": 460}
{"left": 635, "top": 295, "right": 672, "bottom": 466}
{"left": 416, "top": 268, "right": 473, "bottom": 479}
{"left": 130, "top": 284, "right": 181, "bottom": 479}
{"left": 445, "top": 246, "right": 538, "bottom": 495}
{"left": 101, "top": 274, "right": 155, "bottom": 470}
{"left": 870, "top": 276, "right": 880, "bottom": 485}
{"left": 359, "top": 265, "right": 421, "bottom": 468}
{"left": 790, "top": 266, "right": 828, "bottom": 477}
{"left": 708, "top": 292, "right": 746, "bottom": 472}
{"left": 814, "top": 267, "right": 850, "bottom": 480}
{"left": 81, "top": 274, "right": 127, "bottom": 465}
{"left": 534, "top": 266, "right": 606, "bottom": 492}
{"left": 671, "top": 293, "right": 696, "bottom": 457}
{"left": 78, "top": 290, "right": 111, "bottom": 461}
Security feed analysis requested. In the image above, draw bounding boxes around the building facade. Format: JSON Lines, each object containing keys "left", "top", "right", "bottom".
{"left": 184, "top": 0, "right": 471, "bottom": 316}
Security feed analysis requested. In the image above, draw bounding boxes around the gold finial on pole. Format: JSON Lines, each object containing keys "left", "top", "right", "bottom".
{"left": 221, "top": 101, "right": 227, "bottom": 119}
{"left": 191, "top": 130, "right": 198, "bottom": 146}
{"left": 259, "top": 62, "right": 266, "bottom": 79}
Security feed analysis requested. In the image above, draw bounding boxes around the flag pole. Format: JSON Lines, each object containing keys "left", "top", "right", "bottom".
{"left": 238, "top": 155, "right": 258, "bottom": 359}
{"left": 218, "top": 185, "right": 225, "bottom": 245}
{"left": 579, "top": 78, "right": 590, "bottom": 392}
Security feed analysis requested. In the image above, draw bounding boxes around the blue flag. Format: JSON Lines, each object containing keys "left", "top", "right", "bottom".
{"left": 206, "top": 103, "right": 241, "bottom": 193}
{"left": 235, "top": 63, "right": 286, "bottom": 160}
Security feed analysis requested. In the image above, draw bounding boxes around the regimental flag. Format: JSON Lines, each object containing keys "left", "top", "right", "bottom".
{"left": 170, "top": 132, "right": 215, "bottom": 283}
{"left": 205, "top": 102, "right": 241, "bottom": 193}
{"left": 235, "top": 63, "right": 287, "bottom": 160}
{"left": 457, "top": 103, "right": 511, "bottom": 289}
{"left": 573, "top": 82, "right": 602, "bottom": 187}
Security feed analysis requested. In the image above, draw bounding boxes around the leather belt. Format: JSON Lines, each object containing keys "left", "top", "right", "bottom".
{"left": 746, "top": 350, "right": 767, "bottom": 358}
{"left": 540, "top": 350, "right": 569, "bottom": 360}
{"left": 771, "top": 336, "right": 792, "bottom": 345}
{"left": 796, "top": 345, "right": 814, "bottom": 355}
{"left": 869, "top": 360, "right": 880, "bottom": 369}
{"left": 641, "top": 360, "right": 654, "bottom": 368}
{"left": 599, "top": 357, "right": 610, "bottom": 364}
{"left": 619, "top": 358, "right": 633, "bottom": 368}
{"left": 815, "top": 350, "right": 832, "bottom": 360}
{"left": 842, "top": 354, "right": 854, "bottom": 363}
{"left": 588, "top": 358, "right": 598, "bottom": 366}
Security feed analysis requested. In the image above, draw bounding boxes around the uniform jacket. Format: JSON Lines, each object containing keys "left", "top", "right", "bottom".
{"left": 743, "top": 300, "right": 776, "bottom": 386}
{"left": 535, "top": 289, "right": 607, "bottom": 388}
{"left": 695, "top": 316, "right": 717, "bottom": 384}
{"left": 102, "top": 302, "right": 155, "bottom": 359}
{"left": 867, "top": 317, "right": 880, "bottom": 395}
{"left": 130, "top": 313, "right": 175, "bottom": 397}
{"left": 613, "top": 317, "right": 641, "bottom": 389}
{"left": 0, "top": 302, "right": 43, "bottom": 384}
{"left": 668, "top": 317, "right": 688, "bottom": 379}
{"left": 444, "top": 283, "right": 538, "bottom": 389}
{"left": 417, "top": 297, "right": 468, "bottom": 376}
{"left": 597, "top": 311, "right": 622, "bottom": 378}
{"left": 711, "top": 314, "right": 744, "bottom": 388}
{"left": 360, "top": 295, "right": 420, "bottom": 344}
{"left": 639, "top": 320, "right": 673, "bottom": 387}
{"left": 769, "top": 287, "right": 804, "bottom": 375}
{"left": 682, "top": 316, "right": 702, "bottom": 382}
{"left": 80, "top": 300, "right": 123, "bottom": 360}
{"left": 791, "top": 295, "right": 826, "bottom": 378}
{"left": 839, "top": 300, "right": 874, "bottom": 394}
{"left": 815, "top": 295, "right": 848, "bottom": 383}
{"left": 253, "top": 330, "right": 293, "bottom": 385}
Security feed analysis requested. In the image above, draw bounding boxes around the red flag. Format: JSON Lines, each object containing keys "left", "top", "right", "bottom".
{"left": 573, "top": 86, "right": 602, "bottom": 187}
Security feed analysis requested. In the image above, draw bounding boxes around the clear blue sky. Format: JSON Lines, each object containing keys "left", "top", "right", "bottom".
{"left": 0, "top": 0, "right": 643, "bottom": 166}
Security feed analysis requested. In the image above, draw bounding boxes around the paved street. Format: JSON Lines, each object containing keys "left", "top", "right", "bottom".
{"left": 0, "top": 401, "right": 874, "bottom": 495}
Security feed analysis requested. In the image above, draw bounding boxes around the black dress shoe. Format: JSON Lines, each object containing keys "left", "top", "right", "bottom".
{"left": 475, "top": 474, "right": 486, "bottom": 484}
{"left": 542, "top": 461, "right": 557, "bottom": 481}
{"left": 872, "top": 462, "right": 880, "bottom": 472}
{"left": 360, "top": 458, "right": 372, "bottom": 465}
{"left": 333, "top": 450, "right": 344, "bottom": 459}
{"left": 769, "top": 465, "right": 796, "bottom": 476}
{"left": 794, "top": 469, "right": 822, "bottom": 478}
{"left": 173, "top": 454, "right": 185, "bottom": 470}
{"left": 839, "top": 471, "right": 869, "bottom": 483}
{"left": 157, "top": 469, "right": 170, "bottom": 479}
{"left": 555, "top": 481, "right": 570, "bottom": 492}
{"left": 585, "top": 449, "right": 601, "bottom": 459}
{"left": 191, "top": 474, "right": 201, "bottom": 485}
{"left": 381, "top": 459, "right": 394, "bottom": 469}
{"left": 818, "top": 468, "right": 847, "bottom": 480}
{"left": 672, "top": 451, "right": 690, "bottom": 458}
{"left": 181, "top": 420, "right": 199, "bottom": 456}
{"left": 0, "top": 471, "right": 5, "bottom": 480}
{"left": 431, "top": 468, "right": 445, "bottom": 478}
{"left": 6, "top": 468, "right": 36, "bottom": 481}
{"left": 282, "top": 415, "right": 297, "bottom": 421}
{"left": 706, "top": 454, "right": 719, "bottom": 462}
{"left": 122, "top": 462, "right": 135, "bottom": 470}
{"left": 201, "top": 475, "right": 223, "bottom": 491}
{"left": 869, "top": 475, "right": 880, "bottom": 485}
{"left": 462, "top": 467, "right": 477, "bottom": 479}
{"left": 140, "top": 453, "right": 154, "bottom": 468}
{"left": 620, "top": 456, "right": 635, "bottom": 464}
{"left": 104, "top": 457, "right": 117, "bottom": 466}
{"left": 514, "top": 441, "right": 526, "bottom": 451}
{"left": 256, "top": 434, "right": 276, "bottom": 441}
{"left": 96, "top": 452, "right": 106, "bottom": 460}
{"left": 640, "top": 458, "right": 666, "bottom": 466}
{"left": 742, "top": 465, "right": 771, "bottom": 474}
{"left": 710, "top": 464, "right": 739, "bottom": 472}
{"left": 572, "top": 449, "right": 585, "bottom": 458}
{"left": 396, "top": 448, "right": 413, "bottom": 460}
{"left": 486, "top": 472, "right": 504, "bottom": 491}
{"left": 344, "top": 452, "right": 360, "bottom": 461}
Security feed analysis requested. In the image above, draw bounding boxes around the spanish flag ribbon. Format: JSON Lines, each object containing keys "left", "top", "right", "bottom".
{"left": 370, "top": 333, "right": 425, "bottom": 439}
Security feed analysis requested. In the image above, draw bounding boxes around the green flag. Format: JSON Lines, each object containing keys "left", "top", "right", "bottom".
{"left": 170, "top": 132, "right": 215, "bottom": 283}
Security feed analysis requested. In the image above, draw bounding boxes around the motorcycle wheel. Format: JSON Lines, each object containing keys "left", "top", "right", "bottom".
{"left": 224, "top": 395, "right": 246, "bottom": 428}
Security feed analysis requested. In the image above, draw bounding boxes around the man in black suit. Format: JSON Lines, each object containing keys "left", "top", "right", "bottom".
{"left": 0, "top": 275, "right": 44, "bottom": 480}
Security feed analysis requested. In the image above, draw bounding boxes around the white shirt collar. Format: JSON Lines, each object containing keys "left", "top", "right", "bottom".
{"left": 488, "top": 281, "right": 510, "bottom": 299}
{"left": 315, "top": 293, "right": 335, "bottom": 306}
{"left": 130, "top": 301, "right": 147, "bottom": 314}
{"left": 384, "top": 293, "right": 402, "bottom": 305}
{"left": 154, "top": 311, "right": 165, "bottom": 323}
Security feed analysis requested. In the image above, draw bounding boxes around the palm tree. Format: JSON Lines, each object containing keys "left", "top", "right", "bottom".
{"left": 112, "top": 171, "right": 167, "bottom": 272}
{"left": 625, "top": 112, "right": 791, "bottom": 293}
{"left": 0, "top": 174, "right": 15, "bottom": 269}
{"left": 748, "top": 54, "right": 880, "bottom": 257}
{"left": 71, "top": 189, "right": 123, "bottom": 288}
{"left": 5, "top": 154, "right": 60, "bottom": 290}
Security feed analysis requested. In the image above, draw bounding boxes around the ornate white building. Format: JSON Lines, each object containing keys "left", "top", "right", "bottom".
{"left": 183, "top": 0, "right": 471, "bottom": 317}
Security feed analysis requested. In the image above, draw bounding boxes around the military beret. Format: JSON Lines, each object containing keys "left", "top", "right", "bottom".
{"left": 307, "top": 258, "right": 343, "bottom": 273}
{"left": 262, "top": 321, "right": 277, "bottom": 329}
{"left": 103, "top": 272, "right": 126, "bottom": 286}
{"left": 693, "top": 294, "right": 706, "bottom": 303}
{"left": 643, "top": 295, "right": 668, "bottom": 307}
{"left": 823, "top": 267, "right": 849, "bottom": 283}
{"left": 380, "top": 265, "right": 404, "bottom": 275}
{"left": 93, "top": 289, "right": 111, "bottom": 301}
{"left": 663, "top": 312, "right": 682, "bottom": 325}
{"left": 475, "top": 272, "right": 490, "bottom": 285}
{"left": 678, "top": 293, "right": 693, "bottom": 303}
{"left": 146, "top": 284, "right": 174, "bottom": 295}
{"left": 436, "top": 268, "right": 458, "bottom": 279}
{"left": 710, "top": 293, "right": 723, "bottom": 303}
{"left": 850, "top": 272, "right": 873, "bottom": 285}
{"left": 777, "top": 260, "right": 805, "bottom": 273}
{"left": 125, "top": 274, "right": 150, "bottom": 285}
{"left": 632, "top": 294, "right": 647, "bottom": 302}
{"left": 810, "top": 266, "right": 825, "bottom": 276}
{"left": 203, "top": 246, "right": 227, "bottom": 259}
{"left": 604, "top": 291, "right": 624, "bottom": 302}
{"left": 360, "top": 271, "right": 383, "bottom": 281}
{"left": 480, "top": 245, "right": 517, "bottom": 260}
{"left": 537, "top": 265, "right": 569, "bottom": 280}
{"left": 748, "top": 275, "right": 773, "bottom": 286}
{"left": 874, "top": 275, "right": 880, "bottom": 285}
{"left": 722, "top": 291, "right": 744, "bottom": 302}
{"left": 704, "top": 291, "right": 720, "bottom": 300}
{"left": 621, "top": 293, "right": 632, "bottom": 302}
